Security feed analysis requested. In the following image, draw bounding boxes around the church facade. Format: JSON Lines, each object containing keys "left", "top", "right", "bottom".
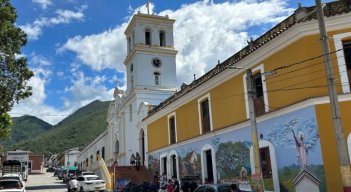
{"left": 77, "top": 1, "right": 351, "bottom": 192}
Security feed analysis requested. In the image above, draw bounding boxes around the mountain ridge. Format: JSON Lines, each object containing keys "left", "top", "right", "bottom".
{"left": 8, "top": 100, "right": 111, "bottom": 155}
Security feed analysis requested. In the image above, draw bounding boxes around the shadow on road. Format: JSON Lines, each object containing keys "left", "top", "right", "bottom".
{"left": 26, "top": 184, "right": 67, "bottom": 191}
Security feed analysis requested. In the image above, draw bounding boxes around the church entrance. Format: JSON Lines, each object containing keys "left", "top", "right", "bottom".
{"left": 205, "top": 150, "right": 214, "bottom": 183}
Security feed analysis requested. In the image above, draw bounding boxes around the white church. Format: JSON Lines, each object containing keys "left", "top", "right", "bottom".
{"left": 77, "top": 11, "right": 178, "bottom": 170}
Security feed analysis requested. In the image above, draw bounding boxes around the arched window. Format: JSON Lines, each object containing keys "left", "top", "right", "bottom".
{"left": 96, "top": 150, "right": 100, "bottom": 160}
{"left": 154, "top": 71, "right": 160, "bottom": 86}
{"left": 168, "top": 113, "right": 177, "bottom": 144}
{"left": 159, "top": 31, "right": 166, "bottom": 46}
{"left": 145, "top": 29, "right": 151, "bottom": 45}
{"left": 128, "top": 37, "right": 131, "bottom": 52}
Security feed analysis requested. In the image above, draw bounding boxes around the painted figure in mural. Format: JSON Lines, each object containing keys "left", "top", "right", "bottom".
{"left": 240, "top": 167, "right": 248, "bottom": 182}
{"left": 291, "top": 129, "right": 311, "bottom": 170}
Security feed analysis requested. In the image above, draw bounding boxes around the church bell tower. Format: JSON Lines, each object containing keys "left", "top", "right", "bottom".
{"left": 124, "top": 12, "right": 178, "bottom": 93}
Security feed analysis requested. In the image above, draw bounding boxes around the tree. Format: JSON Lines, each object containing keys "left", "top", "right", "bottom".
{"left": 0, "top": 0, "right": 33, "bottom": 137}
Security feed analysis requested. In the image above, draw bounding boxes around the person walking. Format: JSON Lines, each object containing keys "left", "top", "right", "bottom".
{"left": 167, "top": 179, "right": 174, "bottom": 192}
{"left": 154, "top": 171, "right": 160, "bottom": 188}
{"left": 135, "top": 152, "right": 141, "bottom": 171}
{"left": 172, "top": 175, "right": 179, "bottom": 192}
{"left": 130, "top": 153, "right": 136, "bottom": 171}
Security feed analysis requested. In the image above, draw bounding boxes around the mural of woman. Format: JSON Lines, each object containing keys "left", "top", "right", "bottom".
{"left": 291, "top": 129, "right": 311, "bottom": 170}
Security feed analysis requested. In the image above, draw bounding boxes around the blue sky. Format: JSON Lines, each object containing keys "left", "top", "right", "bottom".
{"left": 9, "top": 0, "right": 333, "bottom": 124}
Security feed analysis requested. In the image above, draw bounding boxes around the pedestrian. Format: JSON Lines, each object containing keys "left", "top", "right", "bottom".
{"left": 160, "top": 172, "right": 167, "bottom": 186}
{"left": 135, "top": 152, "right": 141, "bottom": 170}
{"left": 167, "top": 179, "right": 173, "bottom": 192}
{"left": 154, "top": 171, "right": 160, "bottom": 188}
{"left": 230, "top": 184, "right": 239, "bottom": 192}
{"left": 130, "top": 153, "right": 136, "bottom": 170}
{"left": 68, "top": 176, "right": 78, "bottom": 192}
{"left": 172, "top": 175, "right": 179, "bottom": 192}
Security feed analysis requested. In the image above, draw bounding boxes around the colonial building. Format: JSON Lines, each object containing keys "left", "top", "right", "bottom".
{"left": 142, "top": 1, "right": 351, "bottom": 192}
{"left": 78, "top": 1, "right": 351, "bottom": 191}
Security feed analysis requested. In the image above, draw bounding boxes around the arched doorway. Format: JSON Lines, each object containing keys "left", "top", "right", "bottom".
{"left": 201, "top": 144, "right": 217, "bottom": 184}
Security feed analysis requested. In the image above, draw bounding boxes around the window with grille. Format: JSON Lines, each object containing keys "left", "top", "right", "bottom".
{"left": 169, "top": 116, "right": 176, "bottom": 144}
{"left": 343, "top": 41, "right": 351, "bottom": 89}
{"left": 154, "top": 72, "right": 160, "bottom": 86}
{"left": 253, "top": 72, "right": 265, "bottom": 116}
{"left": 201, "top": 99, "right": 211, "bottom": 134}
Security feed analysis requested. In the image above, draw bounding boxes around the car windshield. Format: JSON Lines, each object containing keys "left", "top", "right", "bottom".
{"left": 83, "top": 172, "right": 94, "bottom": 175}
{"left": 218, "top": 186, "right": 232, "bottom": 192}
{"left": 86, "top": 176, "right": 100, "bottom": 181}
{"left": 0, "top": 181, "right": 20, "bottom": 189}
{"left": 2, "top": 177, "right": 19, "bottom": 181}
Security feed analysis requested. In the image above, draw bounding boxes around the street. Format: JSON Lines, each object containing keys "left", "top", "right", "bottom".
{"left": 25, "top": 171, "right": 67, "bottom": 192}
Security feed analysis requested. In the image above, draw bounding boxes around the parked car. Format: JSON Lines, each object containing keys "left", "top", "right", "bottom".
{"left": 1, "top": 173, "right": 26, "bottom": 191}
{"left": 0, "top": 179, "right": 25, "bottom": 192}
{"left": 193, "top": 184, "right": 232, "bottom": 192}
{"left": 46, "top": 167, "right": 55, "bottom": 172}
{"left": 180, "top": 176, "right": 201, "bottom": 192}
{"left": 80, "top": 171, "right": 95, "bottom": 176}
{"left": 77, "top": 175, "right": 106, "bottom": 192}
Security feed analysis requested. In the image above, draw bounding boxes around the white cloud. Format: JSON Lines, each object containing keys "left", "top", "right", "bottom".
{"left": 62, "top": 72, "right": 114, "bottom": 110}
{"left": 32, "top": 0, "right": 52, "bottom": 10}
{"left": 59, "top": 23, "right": 128, "bottom": 72}
{"left": 60, "top": 0, "right": 292, "bottom": 85}
{"left": 20, "top": 6, "right": 86, "bottom": 40}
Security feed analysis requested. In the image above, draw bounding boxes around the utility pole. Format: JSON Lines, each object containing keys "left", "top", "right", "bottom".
{"left": 246, "top": 69, "right": 264, "bottom": 191}
{"left": 315, "top": 0, "right": 351, "bottom": 191}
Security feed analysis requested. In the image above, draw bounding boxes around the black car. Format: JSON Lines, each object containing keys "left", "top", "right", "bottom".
{"left": 194, "top": 184, "right": 233, "bottom": 192}
{"left": 46, "top": 167, "right": 55, "bottom": 172}
{"left": 180, "top": 176, "right": 201, "bottom": 192}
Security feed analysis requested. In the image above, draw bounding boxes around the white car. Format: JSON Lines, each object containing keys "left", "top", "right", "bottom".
{"left": 77, "top": 175, "right": 106, "bottom": 192}
{"left": 0, "top": 179, "right": 25, "bottom": 192}
{"left": 1, "top": 173, "right": 26, "bottom": 192}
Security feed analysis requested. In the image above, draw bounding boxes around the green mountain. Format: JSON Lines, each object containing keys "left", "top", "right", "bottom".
{"left": 9, "top": 100, "right": 111, "bottom": 155}
{"left": 0, "top": 115, "right": 53, "bottom": 147}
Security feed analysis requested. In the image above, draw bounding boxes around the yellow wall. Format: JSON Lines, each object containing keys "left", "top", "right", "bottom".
{"left": 176, "top": 100, "right": 200, "bottom": 141}
{"left": 147, "top": 116, "right": 168, "bottom": 151}
{"left": 315, "top": 101, "right": 351, "bottom": 192}
{"left": 211, "top": 75, "right": 247, "bottom": 129}
{"left": 147, "top": 28, "right": 351, "bottom": 151}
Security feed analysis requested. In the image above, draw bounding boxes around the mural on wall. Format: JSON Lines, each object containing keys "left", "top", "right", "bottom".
{"left": 180, "top": 151, "right": 201, "bottom": 176}
{"left": 148, "top": 153, "right": 160, "bottom": 175}
{"left": 148, "top": 106, "right": 326, "bottom": 191}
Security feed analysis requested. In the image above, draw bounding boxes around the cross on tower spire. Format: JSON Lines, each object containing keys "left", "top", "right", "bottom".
{"left": 146, "top": 0, "right": 151, "bottom": 15}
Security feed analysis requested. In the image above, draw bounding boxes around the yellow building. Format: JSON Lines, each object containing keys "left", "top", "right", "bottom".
{"left": 143, "top": 1, "right": 351, "bottom": 192}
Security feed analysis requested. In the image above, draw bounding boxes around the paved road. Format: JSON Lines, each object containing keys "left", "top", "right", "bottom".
{"left": 26, "top": 171, "right": 67, "bottom": 192}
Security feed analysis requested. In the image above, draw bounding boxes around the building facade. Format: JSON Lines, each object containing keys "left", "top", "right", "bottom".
{"left": 143, "top": 1, "right": 351, "bottom": 192}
